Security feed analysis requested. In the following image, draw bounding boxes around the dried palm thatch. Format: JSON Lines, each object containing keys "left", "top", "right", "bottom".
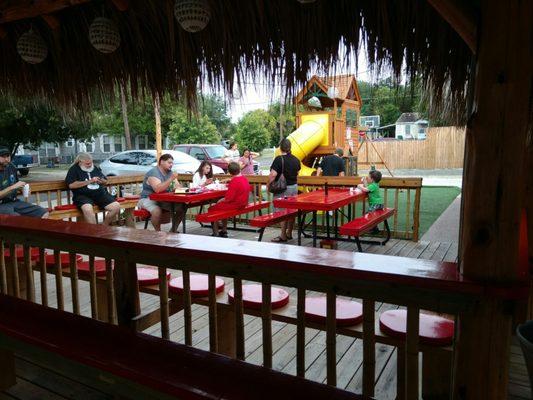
{"left": 0, "top": 0, "right": 474, "bottom": 122}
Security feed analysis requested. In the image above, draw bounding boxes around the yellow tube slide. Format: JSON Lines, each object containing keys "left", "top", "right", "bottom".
{"left": 275, "top": 113, "right": 328, "bottom": 176}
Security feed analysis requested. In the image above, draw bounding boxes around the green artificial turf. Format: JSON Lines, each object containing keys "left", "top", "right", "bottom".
{"left": 415, "top": 187, "right": 461, "bottom": 236}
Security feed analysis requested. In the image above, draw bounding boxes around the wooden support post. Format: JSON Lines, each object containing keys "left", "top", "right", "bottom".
{"left": 453, "top": 1, "right": 532, "bottom": 399}
{"left": 0, "top": 348, "right": 16, "bottom": 390}
{"left": 423, "top": 348, "right": 452, "bottom": 400}
{"left": 216, "top": 305, "right": 236, "bottom": 358}
{"left": 113, "top": 261, "right": 140, "bottom": 328}
{"left": 154, "top": 93, "right": 162, "bottom": 160}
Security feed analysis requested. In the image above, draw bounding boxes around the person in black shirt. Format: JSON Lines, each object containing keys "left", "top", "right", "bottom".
{"left": 316, "top": 148, "right": 345, "bottom": 177}
{"left": 65, "top": 153, "right": 120, "bottom": 225}
{"left": 0, "top": 146, "right": 48, "bottom": 218}
{"left": 268, "top": 138, "right": 301, "bottom": 242}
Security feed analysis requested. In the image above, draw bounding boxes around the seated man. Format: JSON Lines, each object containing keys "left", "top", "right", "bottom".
{"left": 0, "top": 146, "right": 48, "bottom": 218}
{"left": 65, "top": 152, "right": 121, "bottom": 225}
{"left": 137, "top": 153, "right": 185, "bottom": 231}
{"left": 208, "top": 162, "right": 250, "bottom": 237}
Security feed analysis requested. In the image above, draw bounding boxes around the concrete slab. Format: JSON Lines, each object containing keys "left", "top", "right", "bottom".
{"left": 421, "top": 195, "right": 461, "bottom": 243}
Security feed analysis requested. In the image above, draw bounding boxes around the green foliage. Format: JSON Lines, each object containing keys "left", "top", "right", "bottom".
{"left": 198, "top": 94, "right": 231, "bottom": 138}
{"left": 235, "top": 110, "right": 276, "bottom": 152}
{"left": 267, "top": 102, "right": 296, "bottom": 146}
{"left": 0, "top": 100, "right": 91, "bottom": 155}
{"left": 168, "top": 110, "right": 221, "bottom": 144}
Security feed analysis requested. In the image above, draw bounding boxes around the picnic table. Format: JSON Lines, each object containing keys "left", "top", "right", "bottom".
{"left": 149, "top": 190, "right": 226, "bottom": 233}
{"left": 273, "top": 188, "right": 366, "bottom": 247}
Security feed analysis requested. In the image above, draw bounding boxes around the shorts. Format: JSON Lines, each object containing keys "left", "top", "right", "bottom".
{"left": 368, "top": 204, "right": 384, "bottom": 212}
{"left": 0, "top": 199, "right": 47, "bottom": 218}
{"left": 273, "top": 184, "right": 298, "bottom": 212}
{"left": 138, "top": 198, "right": 173, "bottom": 213}
{"left": 74, "top": 191, "right": 117, "bottom": 209}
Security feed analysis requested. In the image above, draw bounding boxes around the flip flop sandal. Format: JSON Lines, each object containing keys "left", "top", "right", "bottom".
{"left": 271, "top": 236, "right": 287, "bottom": 243}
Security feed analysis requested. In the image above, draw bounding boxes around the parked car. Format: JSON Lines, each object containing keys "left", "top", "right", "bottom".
{"left": 12, "top": 154, "right": 38, "bottom": 177}
{"left": 173, "top": 144, "right": 259, "bottom": 174}
{"left": 99, "top": 150, "right": 224, "bottom": 177}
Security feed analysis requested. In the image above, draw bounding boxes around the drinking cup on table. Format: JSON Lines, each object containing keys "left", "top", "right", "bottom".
{"left": 22, "top": 183, "right": 30, "bottom": 198}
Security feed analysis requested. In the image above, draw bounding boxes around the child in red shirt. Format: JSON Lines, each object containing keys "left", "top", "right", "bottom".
{"left": 209, "top": 162, "right": 251, "bottom": 237}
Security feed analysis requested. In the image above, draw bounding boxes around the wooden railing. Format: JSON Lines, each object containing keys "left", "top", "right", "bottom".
{"left": 0, "top": 215, "right": 499, "bottom": 398}
{"left": 28, "top": 174, "right": 422, "bottom": 241}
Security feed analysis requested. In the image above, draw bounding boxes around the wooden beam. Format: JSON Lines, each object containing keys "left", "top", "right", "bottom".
{"left": 454, "top": 0, "right": 532, "bottom": 398}
{"left": 111, "top": 0, "right": 129, "bottom": 12}
{"left": 41, "top": 14, "right": 60, "bottom": 30}
{"left": 0, "top": 0, "right": 91, "bottom": 25}
{"left": 427, "top": 0, "right": 477, "bottom": 54}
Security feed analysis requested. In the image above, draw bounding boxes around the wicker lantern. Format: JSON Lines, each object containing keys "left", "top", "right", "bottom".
{"left": 174, "top": 0, "right": 210, "bottom": 33}
{"left": 89, "top": 17, "right": 121, "bottom": 54}
{"left": 17, "top": 30, "right": 48, "bottom": 64}
{"left": 308, "top": 96, "right": 322, "bottom": 108}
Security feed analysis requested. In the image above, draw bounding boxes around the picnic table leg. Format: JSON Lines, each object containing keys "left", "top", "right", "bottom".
{"left": 297, "top": 211, "right": 302, "bottom": 246}
{"left": 170, "top": 203, "right": 177, "bottom": 233}
{"left": 312, "top": 211, "right": 317, "bottom": 248}
{"left": 334, "top": 209, "right": 339, "bottom": 240}
{"left": 326, "top": 209, "right": 331, "bottom": 239}
{"left": 0, "top": 348, "right": 16, "bottom": 390}
{"left": 182, "top": 205, "right": 188, "bottom": 234}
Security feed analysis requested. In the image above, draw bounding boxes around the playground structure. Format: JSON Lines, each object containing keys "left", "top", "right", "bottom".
{"left": 279, "top": 75, "right": 391, "bottom": 176}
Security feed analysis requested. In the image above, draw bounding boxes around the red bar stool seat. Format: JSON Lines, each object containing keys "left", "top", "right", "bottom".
{"left": 4, "top": 247, "right": 42, "bottom": 262}
{"left": 379, "top": 309, "right": 454, "bottom": 346}
{"left": 168, "top": 274, "right": 225, "bottom": 297}
{"left": 137, "top": 266, "right": 170, "bottom": 286}
{"left": 228, "top": 284, "right": 289, "bottom": 310}
{"left": 305, "top": 296, "right": 363, "bottom": 327}
{"left": 134, "top": 209, "right": 151, "bottom": 220}
{"left": 45, "top": 253, "right": 83, "bottom": 268}
{"left": 77, "top": 259, "right": 112, "bottom": 277}
{"left": 124, "top": 194, "right": 140, "bottom": 200}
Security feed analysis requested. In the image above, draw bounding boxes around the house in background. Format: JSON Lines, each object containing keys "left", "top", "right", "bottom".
{"left": 394, "top": 113, "right": 428, "bottom": 140}
{"left": 19, "top": 134, "right": 170, "bottom": 166}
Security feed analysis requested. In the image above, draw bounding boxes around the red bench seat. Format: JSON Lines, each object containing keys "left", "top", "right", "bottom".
{"left": 339, "top": 208, "right": 395, "bottom": 237}
{"left": 339, "top": 208, "right": 395, "bottom": 252}
{"left": 0, "top": 294, "right": 362, "bottom": 400}
{"left": 195, "top": 201, "right": 270, "bottom": 224}
{"left": 249, "top": 209, "right": 298, "bottom": 241}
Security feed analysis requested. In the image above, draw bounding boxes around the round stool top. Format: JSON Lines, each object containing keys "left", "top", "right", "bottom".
{"left": 169, "top": 274, "right": 225, "bottom": 297}
{"left": 305, "top": 297, "right": 363, "bottom": 327}
{"left": 45, "top": 253, "right": 82, "bottom": 268}
{"left": 379, "top": 309, "right": 454, "bottom": 346}
{"left": 4, "top": 247, "right": 42, "bottom": 261}
{"left": 137, "top": 266, "right": 171, "bottom": 286}
{"left": 228, "top": 284, "right": 289, "bottom": 310}
{"left": 77, "top": 259, "right": 111, "bottom": 277}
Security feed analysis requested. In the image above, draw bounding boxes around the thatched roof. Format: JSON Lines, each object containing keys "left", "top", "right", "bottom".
{"left": 0, "top": 0, "right": 474, "bottom": 121}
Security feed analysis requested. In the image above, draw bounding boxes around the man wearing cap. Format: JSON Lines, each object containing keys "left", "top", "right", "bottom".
{"left": 0, "top": 146, "right": 48, "bottom": 218}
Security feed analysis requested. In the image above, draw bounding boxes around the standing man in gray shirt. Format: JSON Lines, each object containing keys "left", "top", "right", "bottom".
{"left": 138, "top": 153, "right": 185, "bottom": 231}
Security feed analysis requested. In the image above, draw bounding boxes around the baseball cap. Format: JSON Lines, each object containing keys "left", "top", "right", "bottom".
{"left": 0, "top": 146, "right": 10, "bottom": 156}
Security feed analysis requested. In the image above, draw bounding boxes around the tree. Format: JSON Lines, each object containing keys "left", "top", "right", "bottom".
{"left": 168, "top": 109, "right": 221, "bottom": 144}
{"left": 235, "top": 110, "right": 276, "bottom": 152}
{"left": 198, "top": 94, "right": 232, "bottom": 138}
{"left": 0, "top": 100, "right": 91, "bottom": 155}
{"left": 267, "top": 102, "right": 296, "bottom": 145}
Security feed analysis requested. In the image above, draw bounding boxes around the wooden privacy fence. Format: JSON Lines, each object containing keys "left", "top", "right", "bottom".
{"left": 0, "top": 216, "right": 495, "bottom": 399}
{"left": 358, "top": 126, "right": 466, "bottom": 170}
{"left": 28, "top": 174, "right": 422, "bottom": 241}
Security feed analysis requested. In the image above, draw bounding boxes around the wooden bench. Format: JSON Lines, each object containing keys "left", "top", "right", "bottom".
{"left": 195, "top": 201, "right": 270, "bottom": 231}
{"left": 0, "top": 294, "right": 363, "bottom": 400}
{"left": 339, "top": 208, "right": 395, "bottom": 252}
{"left": 250, "top": 209, "right": 299, "bottom": 241}
{"left": 48, "top": 196, "right": 140, "bottom": 228}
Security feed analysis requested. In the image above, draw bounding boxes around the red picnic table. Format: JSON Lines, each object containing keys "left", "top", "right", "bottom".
{"left": 150, "top": 189, "right": 226, "bottom": 233}
{"left": 273, "top": 188, "right": 366, "bottom": 247}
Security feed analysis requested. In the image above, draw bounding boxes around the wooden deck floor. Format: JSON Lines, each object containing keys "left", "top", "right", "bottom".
{"left": 2, "top": 220, "right": 529, "bottom": 399}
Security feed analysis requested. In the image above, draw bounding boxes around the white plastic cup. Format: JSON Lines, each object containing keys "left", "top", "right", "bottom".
{"left": 22, "top": 183, "right": 30, "bottom": 198}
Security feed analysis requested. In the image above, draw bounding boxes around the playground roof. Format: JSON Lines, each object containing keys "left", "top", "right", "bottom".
{"left": 0, "top": 1, "right": 473, "bottom": 121}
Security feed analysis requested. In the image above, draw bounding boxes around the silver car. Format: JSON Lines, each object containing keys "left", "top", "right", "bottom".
{"left": 99, "top": 150, "right": 224, "bottom": 176}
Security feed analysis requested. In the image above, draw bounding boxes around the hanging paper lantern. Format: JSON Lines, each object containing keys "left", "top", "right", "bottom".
{"left": 174, "top": 0, "right": 210, "bottom": 33}
{"left": 327, "top": 86, "right": 339, "bottom": 99}
{"left": 308, "top": 96, "right": 322, "bottom": 108}
{"left": 17, "top": 30, "right": 48, "bottom": 64}
{"left": 89, "top": 17, "right": 121, "bottom": 54}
